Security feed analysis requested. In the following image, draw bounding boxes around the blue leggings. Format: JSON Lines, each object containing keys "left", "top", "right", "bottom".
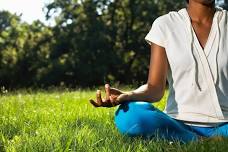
{"left": 114, "top": 101, "right": 228, "bottom": 143}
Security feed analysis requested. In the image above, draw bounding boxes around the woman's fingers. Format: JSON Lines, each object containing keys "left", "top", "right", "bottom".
{"left": 89, "top": 86, "right": 121, "bottom": 108}
{"left": 105, "top": 84, "right": 110, "bottom": 100}
{"left": 110, "top": 95, "right": 118, "bottom": 106}
{"left": 109, "top": 95, "right": 115, "bottom": 106}
{"left": 89, "top": 90, "right": 103, "bottom": 107}
{"left": 109, "top": 87, "right": 122, "bottom": 95}
{"left": 96, "top": 90, "right": 103, "bottom": 105}
{"left": 89, "top": 99, "right": 99, "bottom": 107}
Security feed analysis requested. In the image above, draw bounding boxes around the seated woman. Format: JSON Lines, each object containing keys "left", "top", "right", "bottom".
{"left": 89, "top": 0, "right": 228, "bottom": 143}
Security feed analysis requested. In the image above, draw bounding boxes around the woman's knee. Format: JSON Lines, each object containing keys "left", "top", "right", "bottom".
{"left": 114, "top": 101, "right": 198, "bottom": 142}
{"left": 114, "top": 101, "right": 158, "bottom": 136}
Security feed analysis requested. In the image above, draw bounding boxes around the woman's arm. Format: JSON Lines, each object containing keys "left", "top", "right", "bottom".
{"left": 124, "top": 42, "right": 169, "bottom": 102}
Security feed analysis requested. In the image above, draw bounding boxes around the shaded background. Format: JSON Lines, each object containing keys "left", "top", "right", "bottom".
{"left": 0, "top": 0, "right": 227, "bottom": 89}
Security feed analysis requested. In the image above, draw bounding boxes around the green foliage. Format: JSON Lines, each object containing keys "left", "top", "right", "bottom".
{"left": 0, "top": 11, "right": 54, "bottom": 88}
{"left": 44, "top": 0, "right": 186, "bottom": 87}
{"left": 1, "top": 0, "right": 227, "bottom": 88}
{"left": 221, "top": 0, "right": 228, "bottom": 10}
{"left": 0, "top": 0, "right": 190, "bottom": 88}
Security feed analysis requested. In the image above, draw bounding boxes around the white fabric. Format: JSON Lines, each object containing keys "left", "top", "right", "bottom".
{"left": 145, "top": 7, "right": 228, "bottom": 126}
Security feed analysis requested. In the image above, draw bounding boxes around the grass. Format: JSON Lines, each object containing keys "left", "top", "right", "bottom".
{"left": 0, "top": 88, "right": 228, "bottom": 152}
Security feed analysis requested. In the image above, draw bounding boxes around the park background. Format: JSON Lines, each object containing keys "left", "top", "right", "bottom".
{"left": 0, "top": 0, "right": 226, "bottom": 90}
{"left": 1, "top": 0, "right": 228, "bottom": 151}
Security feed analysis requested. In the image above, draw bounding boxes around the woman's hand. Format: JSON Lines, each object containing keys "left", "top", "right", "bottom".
{"left": 89, "top": 84, "right": 129, "bottom": 107}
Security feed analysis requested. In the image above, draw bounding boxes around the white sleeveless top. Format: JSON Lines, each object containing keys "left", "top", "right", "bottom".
{"left": 145, "top": 7, "right": 228, "bottom": 126}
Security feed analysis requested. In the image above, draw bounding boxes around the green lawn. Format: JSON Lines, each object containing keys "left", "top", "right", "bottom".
{"left": 0, "top": 89, "right": 228, "bottom": 152}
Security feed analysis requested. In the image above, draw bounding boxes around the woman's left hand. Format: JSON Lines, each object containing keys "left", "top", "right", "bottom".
{"left": 89, "top": 84, "right": 129, "bottom": 108}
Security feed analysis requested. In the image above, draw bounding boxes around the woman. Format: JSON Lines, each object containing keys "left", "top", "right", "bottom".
{"left": 89, "top": 0, "right": 228, "bottom": 143}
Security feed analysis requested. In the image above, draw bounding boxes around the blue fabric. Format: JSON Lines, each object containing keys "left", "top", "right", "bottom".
{"left": 190, "top": 123, "right": 228, "bottom": 137}
{"left": 114, "top": 101, "right": 228, "bottom": 143}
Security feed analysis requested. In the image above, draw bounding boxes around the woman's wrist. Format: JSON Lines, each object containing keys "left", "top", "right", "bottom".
{"left": 124, "top": 91, "right": 134, "bottom": 101}
{"left": 116, "top": 91, "right": 133, "bottom": 105}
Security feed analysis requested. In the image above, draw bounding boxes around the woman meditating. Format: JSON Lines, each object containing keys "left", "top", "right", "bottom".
{"left": 89, "top": 0, "right": 228, "bottom": 143}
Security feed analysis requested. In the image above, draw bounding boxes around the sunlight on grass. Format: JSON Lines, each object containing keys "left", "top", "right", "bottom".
{"left": 0, "top": 89, "right": 228, "bottom": 151}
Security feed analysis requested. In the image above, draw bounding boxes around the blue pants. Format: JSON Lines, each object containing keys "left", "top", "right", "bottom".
{"left": 114, "top": 101, "right": 228, "bottom": 143}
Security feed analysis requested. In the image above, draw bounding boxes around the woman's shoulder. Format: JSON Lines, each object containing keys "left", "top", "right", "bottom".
{"left": 221, "top": 8, "right": 228, "bottom": 18}
{"left": 216, "top": 7, "right": 228, "bottom": 24}
{"left": 153, "top": 8, "right": 186, "bottom": 27}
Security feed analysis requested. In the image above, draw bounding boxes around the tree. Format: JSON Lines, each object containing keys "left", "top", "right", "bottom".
{"left": 44, "top": 0, "right": 186, "bottom": 87}
{"left": 222, "top": 0, "right": 228, "bottom": 10}
{"left": 0, "top": 11, "right": 25, "bottom": 87}
{"left": 0, "top": 11, "right": 53, "bottom": 88}
{"left": 0, "top": 0, "right": 187, "bottom": 88}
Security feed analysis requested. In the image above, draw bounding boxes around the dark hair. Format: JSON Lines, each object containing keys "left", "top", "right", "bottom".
{"left": 186, "top": 0, "right": 189, "bottom": 3}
